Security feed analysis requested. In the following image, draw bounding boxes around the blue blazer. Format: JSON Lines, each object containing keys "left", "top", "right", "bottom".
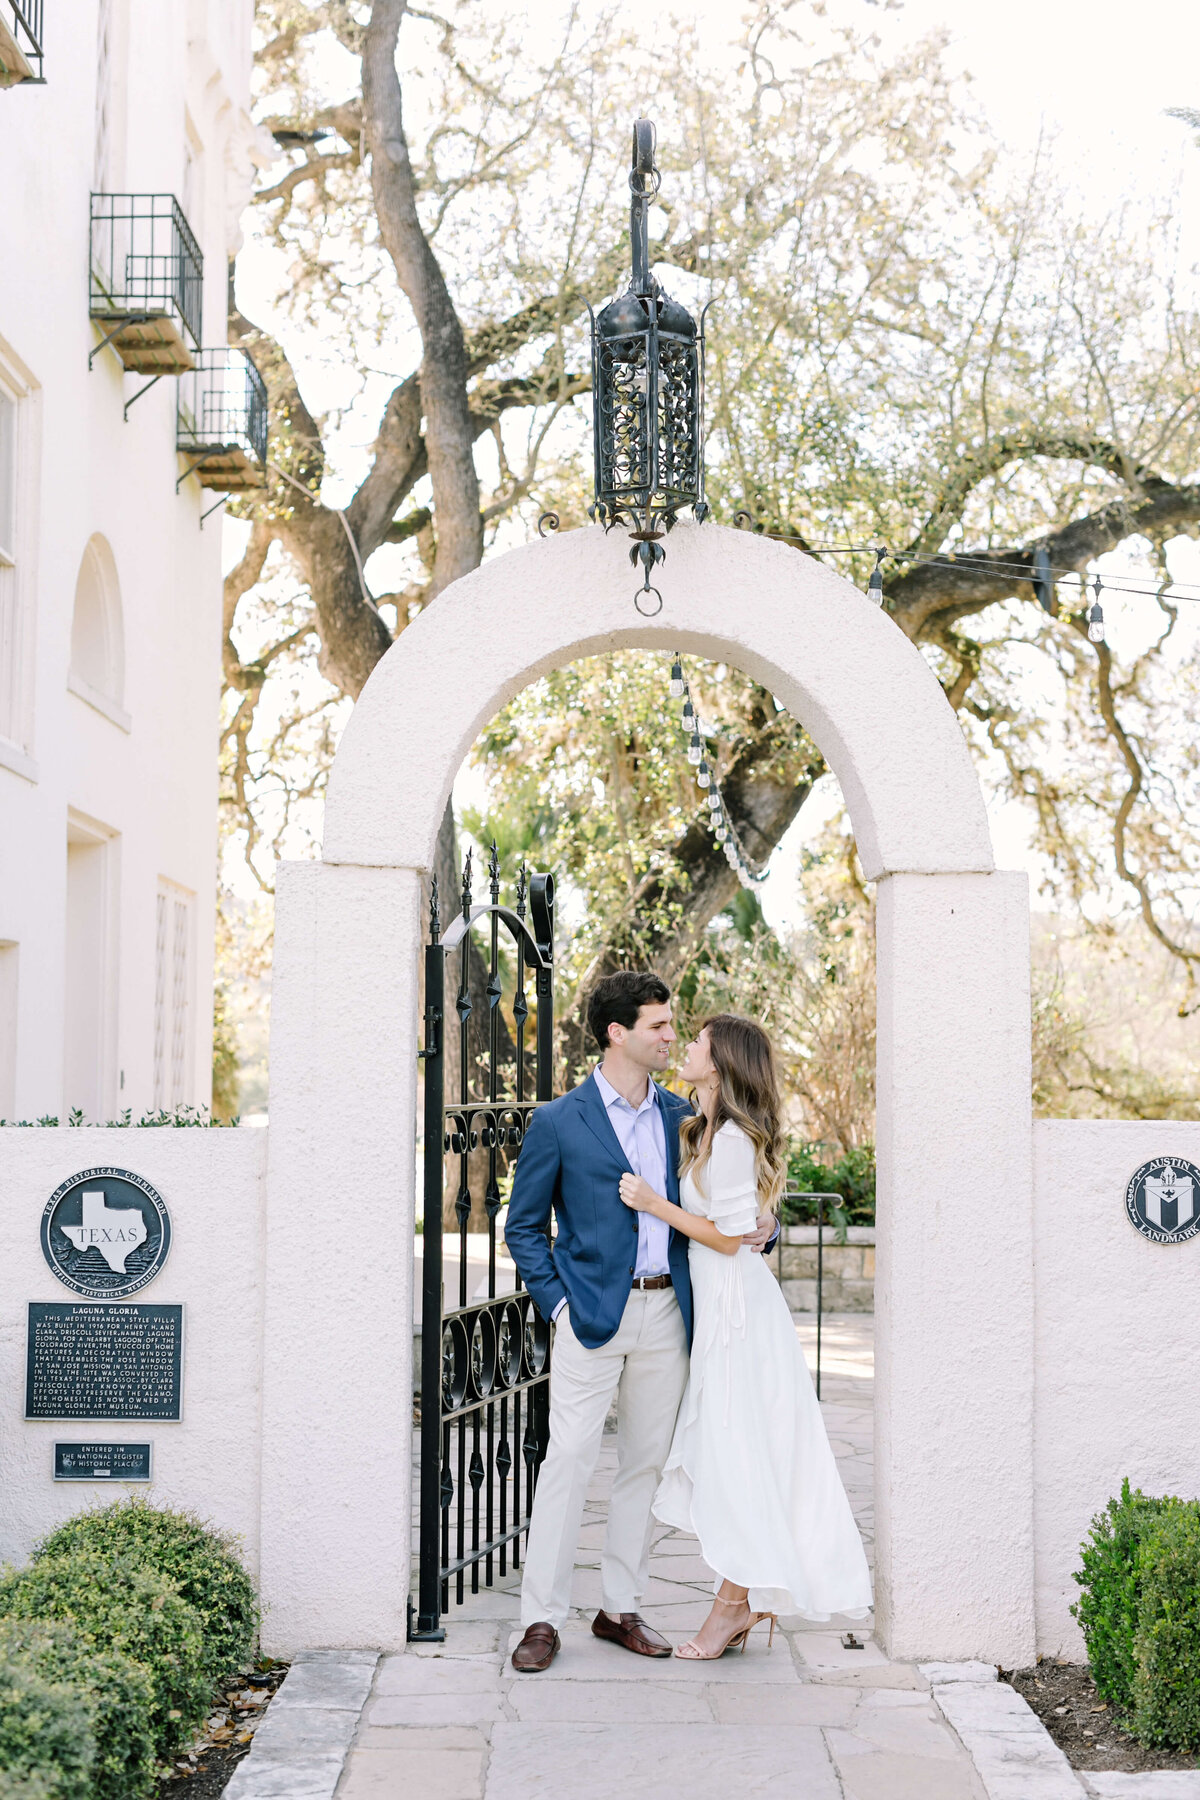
{"left": 504, "top": 1074, "right": 695, "bottom": 1349}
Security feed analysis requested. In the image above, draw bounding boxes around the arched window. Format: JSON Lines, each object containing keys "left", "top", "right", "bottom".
{"left": 68, "top": 533, "right": 127, "bottom": 727}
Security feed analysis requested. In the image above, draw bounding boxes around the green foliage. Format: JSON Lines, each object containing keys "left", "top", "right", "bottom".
{"left": 784, "top": 1143, "right": 876, "bottom": 1230}
{"left": 0, "top": 1551, "right": 209, "bottom": 1762}
{"left": 1071, "top": 1479, "right": 1184, "bottom": 1709}
{"left": 0, "top": 1775, "right": 58, "bottom": 1800}
{"left": 1130, "top": 1503, "right": 1200, "bottom": 1749}
{"left": 36, "top": 1500, "right": 258, "bottom": 1688}
{"left": 0, "top": 1104, "right": 235, "bottom": 1128}
{"left": 211, "top": 983, "right": 241, "bottom": 1122}
{"left": 0, "top": 1619, "right": 154, "bottom": 1800}
{"left": 0, "top": 1632, "right": 92, "bottom": 1800}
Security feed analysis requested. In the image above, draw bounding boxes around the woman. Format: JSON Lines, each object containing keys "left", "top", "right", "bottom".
{"left": 618, "top": 1013, "right": 872, "bottom": 1659}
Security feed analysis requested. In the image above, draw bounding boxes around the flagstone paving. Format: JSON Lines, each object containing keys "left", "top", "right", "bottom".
{"left": 325, "top": 1315, "right": 989, "bottom": 1799}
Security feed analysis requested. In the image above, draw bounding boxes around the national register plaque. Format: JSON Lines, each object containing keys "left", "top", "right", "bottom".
{"left": 25, "top": 1303, "right": 183, "bottom": 1420}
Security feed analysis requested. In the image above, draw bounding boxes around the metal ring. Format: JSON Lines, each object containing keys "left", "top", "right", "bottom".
{"left": 634, "top": 585, "right": 663, "bottom": 616}
{"left": 537, "top": 511, "right": 560, "bottom": 537}
{"left": 732, "top": 510, "right": 754, "bottom": 531}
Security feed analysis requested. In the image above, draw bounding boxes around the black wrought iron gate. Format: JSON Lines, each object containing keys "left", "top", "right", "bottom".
{"left": 410, "top": 847, "right": 556, "bottom": 1640}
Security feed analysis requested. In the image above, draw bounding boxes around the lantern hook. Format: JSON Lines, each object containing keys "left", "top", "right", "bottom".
{"left": 630, "top": 119, "right": 659, "bottom": 295}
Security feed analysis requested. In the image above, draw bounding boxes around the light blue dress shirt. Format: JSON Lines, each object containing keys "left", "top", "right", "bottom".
{"left": 592, "top": 1064, "right": 671, "bottom": 1277}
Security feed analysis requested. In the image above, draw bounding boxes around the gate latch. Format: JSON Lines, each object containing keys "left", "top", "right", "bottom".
{"left": 418, "top": 1003, "right": 441, "bottom": 1060}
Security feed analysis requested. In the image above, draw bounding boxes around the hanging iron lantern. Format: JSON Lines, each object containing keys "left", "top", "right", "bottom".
{"left": 589, "top": 119, "right": 709, "bottom": 612}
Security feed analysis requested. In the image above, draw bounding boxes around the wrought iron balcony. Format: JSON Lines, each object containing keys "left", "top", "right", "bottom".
{"left": 176, "top": 350, "right": 268, "bottom": 490}
{"left": 89, "top": 194, "right": 203, "bottom": 373}
{"left": 0, "top": 1, "right": 43, "bottom": 85}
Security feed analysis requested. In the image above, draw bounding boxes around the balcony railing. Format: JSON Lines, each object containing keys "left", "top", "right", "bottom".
{"left": 0, "top": 1, "right": 44, "bottom": 85}
{"left": 176, "top": 350, "right": 268, "bottom": 491}
{"left": 89, "top": 194, "right": 203, "bottom": 373}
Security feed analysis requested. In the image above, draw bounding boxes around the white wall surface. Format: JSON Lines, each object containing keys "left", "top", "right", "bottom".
{"left": 1033, "top": 1120, "right": 1200, "bottom": 1656}
{"left": 0, "top": 1126, "right": 266, "bottom": 1575}
{"left": 0, "top": 1, "right": 257, "bottom": 1121}
{"left": 324, "top": 522, "right": 995, "bottom": 884}
{"left": 260, "top": 861, "right": 420, "bottom": 1654}
{"left": 875, "top": 870, "right": 1034, "bottom": 1664}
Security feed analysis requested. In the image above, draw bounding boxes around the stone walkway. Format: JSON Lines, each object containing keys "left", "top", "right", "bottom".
{"left": 227, "top": 1313, "right": 1196, "bottom": 1799}
{"left": 327, "top": 1314, "right": 987, "bottom": 1799}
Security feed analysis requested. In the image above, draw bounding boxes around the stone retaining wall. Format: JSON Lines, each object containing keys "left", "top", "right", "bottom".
{"left": 773, "top": 1225, "right": 875, "bottom": 1313}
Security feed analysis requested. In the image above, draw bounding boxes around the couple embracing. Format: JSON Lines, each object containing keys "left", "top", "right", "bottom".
{"left": 504, "top": 970, "right": 871, "bottom": 1671}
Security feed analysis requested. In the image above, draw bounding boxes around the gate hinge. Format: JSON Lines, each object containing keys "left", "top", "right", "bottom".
{"left": 418, "top": 1004, "right": 442, "bottom": 1060}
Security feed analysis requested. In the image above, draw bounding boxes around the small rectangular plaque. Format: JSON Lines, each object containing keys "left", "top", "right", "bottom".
{"left": 26, "top": 1303, "right": 184, "bottom": 1420}
{"left": 54, "top": 1442, "right": 152, "bottom": 1481}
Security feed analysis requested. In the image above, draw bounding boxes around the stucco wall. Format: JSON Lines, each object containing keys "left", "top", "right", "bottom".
{"left": 1033, "top": 1120, "right": 1200, "bottom": 1656}
{"left": 0, "top": 1127, "right": 266, "bottom": 1575}
{"left": 0, "top": 2, "right": 258, "bottom": 1120}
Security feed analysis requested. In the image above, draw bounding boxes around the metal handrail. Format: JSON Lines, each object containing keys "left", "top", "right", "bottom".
{"left": 176, "top": 348, "right": 268, "bottom": 471}
{"left": 777, "top": 1190, "right": 843, "bottom": 1400}
{"left": 2, "top": 0, "right": 44, "bottom": 80}
{"left": 89, "top": 194, "right": 204, "bottom": 349}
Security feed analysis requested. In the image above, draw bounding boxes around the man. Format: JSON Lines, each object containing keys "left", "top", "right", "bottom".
{"left": 504, "top": 970, "right": 778, "bottom": 1672}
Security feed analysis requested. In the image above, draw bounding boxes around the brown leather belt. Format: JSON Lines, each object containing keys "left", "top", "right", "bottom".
{"left": 631, "top": 1274, "right": 672, "bottom": 1291}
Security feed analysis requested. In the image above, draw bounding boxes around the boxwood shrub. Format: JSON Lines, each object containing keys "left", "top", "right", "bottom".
{"left": 36, "top": 1500, "right": 258, "bottom": 1686}
{"left": 0, "top": 1631, "right": 92, "bottom": 1800}
{"left": 1130, "top": 1502, "right": 1200, "bottom": 1749}
{"left": 0, "top": 1619, "right": 155, "bottom": 1800}
{"left": 1071, "top": 1478, "right": 1180, "bottom": 1709}
{"left": 0, "top": 1776, "right": 58, "bottom": 1800}
{"left": 0, "top": 1551, "right": 208, "bottom": 1762}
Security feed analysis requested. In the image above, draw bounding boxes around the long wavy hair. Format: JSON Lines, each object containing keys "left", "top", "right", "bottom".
{"left": 679, "top": 1013, "right": 787, "bottom": 1213}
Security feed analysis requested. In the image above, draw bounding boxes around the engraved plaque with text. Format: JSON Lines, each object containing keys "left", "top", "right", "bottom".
{"left": 54, "top": 1442, "right": 152, "bottom": 1481}
{"left": 26, "top": 1304, "right": 183, "bottom": 1420}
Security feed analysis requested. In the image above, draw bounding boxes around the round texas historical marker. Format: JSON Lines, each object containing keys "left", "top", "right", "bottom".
{"left": 41, "top": 1168, "right": 172, "bottom": 1298}
{"left": 1124, "top": 1157, "right": 1200, "bottom": 1246}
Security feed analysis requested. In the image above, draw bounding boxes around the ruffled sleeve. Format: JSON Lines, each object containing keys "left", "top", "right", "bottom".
{"left": 705, "top": 1122, "right": 760, "bottom": 1237}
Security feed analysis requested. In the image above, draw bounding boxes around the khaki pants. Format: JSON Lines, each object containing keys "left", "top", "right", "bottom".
{"left": 519, "top": 1286, "right": 689, "bottom": 1630}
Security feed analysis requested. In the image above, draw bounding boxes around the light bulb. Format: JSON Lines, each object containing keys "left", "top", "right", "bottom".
{"left": 867, "top": 570, "right": 884, "bottom": 604}
{"left": 707, "top": 791, "right": 721, "bottom": 810}
{"left": 697, "top": 760, "right": 710, "bottom": 789}
{"left": 1087, "top": 604, "right": 1105, "bottom": 644}
{"left": 687, "top": 733, "right": 702, "bottom": 765}
{"left": 715, "top": 823, "right": 727, "bottom": 841}
{"left": 682, "top": 699, "right": 695, "bottom": 729}
{"left": 669, "top": 660, "right": 684, "bottom": 698}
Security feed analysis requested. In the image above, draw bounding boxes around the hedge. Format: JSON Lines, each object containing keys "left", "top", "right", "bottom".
{"left": 0, "top": 1633, "right": 92, "bottom": 1800}
{"left": 36, "top": 1500, "right": 258, "bottom": 1686}
{"left": 0, "top": 1619, "right": 154, "bottom": 1800}
{"left": 0, "top": 1551, "right": 208, "bottom": 1764}
{"left": 1130, "top": 1502, "right": 1200, "bottom": 1749}
{"left": 1073, "top": 1478, "right": 1200, "bottom": 1751}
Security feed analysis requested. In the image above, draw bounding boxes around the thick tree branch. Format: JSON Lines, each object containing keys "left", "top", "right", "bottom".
{"left": 886, "top": 478, "right": 1200, "bottom": 638}
{"left": 362, "top": 0, "right": 483, "bottom": 593}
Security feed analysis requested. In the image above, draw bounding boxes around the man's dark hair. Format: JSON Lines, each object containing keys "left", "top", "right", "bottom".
{"left": 587, "top": 970, "right": 671, "bottom": 1053}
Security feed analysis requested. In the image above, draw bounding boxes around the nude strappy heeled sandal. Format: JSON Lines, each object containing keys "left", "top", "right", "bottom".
{"left": 675, "top": 1596, "right": 778, "bottom": 1660}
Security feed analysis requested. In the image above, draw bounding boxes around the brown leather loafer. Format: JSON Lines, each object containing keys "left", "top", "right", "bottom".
{"left": 591, "top": 1610, "right": 673, "bottom": 1657}
{"left": 511, "top": 1621, "right": 561, "bottom": 1672}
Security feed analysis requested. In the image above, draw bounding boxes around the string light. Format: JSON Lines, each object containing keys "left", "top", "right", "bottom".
{"left": 867, "top": 546, "right": 886, "bottom": 605}
{"left": 1088, "top": 575, "right": 1106, "bottom": 644}
{"left": 668, "top": 651, "right": 769, "bottom": 885}
{"left": 739, "top": 531, "right": 1200, "bottom": 610}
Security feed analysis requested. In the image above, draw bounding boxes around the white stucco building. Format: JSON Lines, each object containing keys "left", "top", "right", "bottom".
{"left": 0, "top": 0, "right": 265, "bottom": 1121}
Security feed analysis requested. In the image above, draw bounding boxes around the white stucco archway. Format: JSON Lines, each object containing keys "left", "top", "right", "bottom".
{"left": 260, "top": 524, "right": 1034, "bottom": 1663}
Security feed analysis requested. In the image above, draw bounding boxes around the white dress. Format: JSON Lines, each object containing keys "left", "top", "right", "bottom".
{"left": 653, "top": 1120, "right": 873, "bottom": 1620}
